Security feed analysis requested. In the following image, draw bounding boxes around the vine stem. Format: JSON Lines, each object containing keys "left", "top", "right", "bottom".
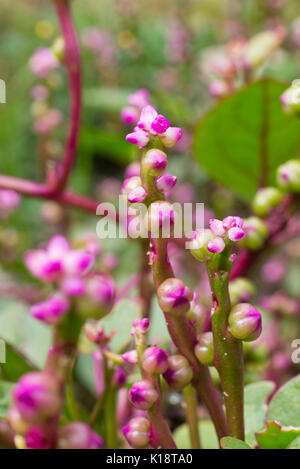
{"left": 53, "top": 0, "right": 81, "bottom": 194}
{"left": 183, "top": 384, "right": 201, "bottom": 449}
{"left": 206, "top": 247, "right": 244, "bottom": 440}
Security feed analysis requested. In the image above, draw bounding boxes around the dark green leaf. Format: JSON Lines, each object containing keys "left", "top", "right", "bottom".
{"left": 0, "top": 343, "right": 36, "bottom": 382}
{"left": 193, "top": 79, "right": 300, "bottom": 200}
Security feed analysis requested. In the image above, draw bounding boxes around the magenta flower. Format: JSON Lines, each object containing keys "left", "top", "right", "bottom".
{"left": 30, "top": 292, "right": 69, "bottom": 325}
{"left": 142, "top": 346, "right": 168, "bottom": 374}
{"left": 12, "top": 373, "right": 61, "bottom": 424}
{"left": 126, "top": 104, "right": 182, "bottom": 149}
{"left": 156, "top": 173, "right": 177, "bottom": 193}
{"left": 122, "top": 350, "right": 139, "bottom": 364}
{"left": 123, "top": 417, "right": 151, "bottom": 449}
{"left": 207, "top": 236, "right": 225, "bottom": 253}
{"left": 28, "top": 48, "right": 59, "bottom": 79}
{"left": 128, "top": 379, "right": 159, "bottom": 410}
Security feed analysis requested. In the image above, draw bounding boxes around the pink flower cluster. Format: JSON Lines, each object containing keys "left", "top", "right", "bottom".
{"left": 208, "top": 216, "right": 245, "bottom": 254}
{"left": 25, "top": 235, "right": 115, "bottom": 325}
{"left": 126, "top": 105, "right": 182, "bottom": 149}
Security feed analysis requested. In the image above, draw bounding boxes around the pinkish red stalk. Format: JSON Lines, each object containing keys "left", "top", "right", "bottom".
{"left": 52, "top": 0, "right": 81, "bottom": 194}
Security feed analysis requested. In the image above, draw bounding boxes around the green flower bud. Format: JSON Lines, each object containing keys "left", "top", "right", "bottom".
{"left": 252, "top": 187, "right": 284, "bottom": 217}
{"left": 51, "top": 37, "right": 65, "bottom": 61}
{"left": 228, "top": 303, "right": 262, "bottom": 342}
{"left": 238, "top": 217, "right": 268, "bottom": 251}
{"left": 229, "top": 277, "right": 256, "bottom": 306}
{"left": 277, "top": 159, "right": 300, "bottom": 192}
{"left": 189, "top": 229, "right": 216, "bottom": 262}
{"left": 194, "top": 332, "right": 214, "bottom": 366}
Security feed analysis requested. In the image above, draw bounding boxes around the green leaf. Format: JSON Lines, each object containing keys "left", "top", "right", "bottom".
{"left": 0, "top": 343, "right": 36, "bottom": 382}
{"left": 173, "top": 420, "right": 219, "bottom": 449}
{"left": 193, "top": 79, "right": 300, "bottom": 200}
{"left": 221, "top": 437, "right": 251, "bottom": 449}
{"left": 268, "top": 374, "right": 300, "bottom": 427}
{"left": 256, "top": 420, "right": 300, "bottom": 449}
{"left": 287, "top": 435, "right": 300, "bottom": 449}
{"left": 244, "top": 380, "right": 275, "bottom": 447}
{"left": 0, "top": 381, "right": 14, "bottom": 418}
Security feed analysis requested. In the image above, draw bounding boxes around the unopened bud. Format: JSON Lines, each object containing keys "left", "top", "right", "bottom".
{"left": 57, "top": 423, "right": 103, "bottom": 449}
{"left": 143, "top": 149, "right": 168, "bottom": 176}
{"left": 252, "top": 187, "right": 284, "bottom": 217}
{"left": 158, "top": 278, "right": 193, "bottom": 316}
{"left": 228, "top": 303, "right": 262, "bottom": 342}
{"left": 187, "top": 297, "right": 207, "bottom": 332}
{"left": 194, "top": 332, "right": 215, "bottom": 366}
{"left": 78, "top": 273, "right": 115, "bottom": 319}
{"left": 238, "top": 217, "right": 268, "bottom": 250}
{"left": 277, "top": 159, "right": 300, "bottom": 192}
{"left": 142, "top": 346, "right": 168, "bottom": 374}
{"left": 156, "top": 173, "right": 177, "bottom": 193}
{"left": 189, "top": 229, "right": 218, "bottom": 261}
{"left": 12, "top": 372, "right": 61, "bottom": 424}
{"left": 123, "top": 417, "right": 151, "bottom": 449}
{"left": 281, "top": 80, "right": 300, "bottom": 116}
{"left": 163, "top": 355, "right": 193, "bottom": 390}
{"left": 229, "top": 277, "right": 256, "bottom": 305}
{"left": 128, "top": 379, "right": 159, "bottom": 410}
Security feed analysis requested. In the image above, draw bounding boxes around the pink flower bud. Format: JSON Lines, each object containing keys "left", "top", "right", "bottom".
{"left": 228, "top": 303, "right": 262, "bottom": 342}
{"left": 156, "top": 173, "right": 177, "bottom": 193}
{"left": 142, "top": 346, "right": 168, "bottom": 374}
{"left": 146, "top": 201, "right": 175, "bottom": 234}
{"left": 194, "top": 332, "right": 215, "bottom": 366}
{"left": 277, "top": 159, "right": 300, "bottom": 192}
{"left": 143, "top": 149, "right": 168, "bottom": 175}
{"left": 30, "top": 85, "right": 49, "bottom": 101}
{"left": 112, "top": 366, "right": 127, "bottom": 388}
{"left": 57, "top": 423, "right": 103, "bottom": 449}
{"left": 126, "top": 130, "right": 150, "bottom": 148}
{"left": 125, "top": 162, "right": 141, "bottom": 178}
{"left": 138, "top": 105, "right": 158, "bottom": 132}
{"left": 151, "top": 114, "right": 170, "bottom": 135}
{"left": 25, "top": 250, "right": 63, "bottom": 282}
{"left": 209, "top": 218, "right": 225, "bottom": 236}
{"left": 123, "top": 417, "right": 151, "bottom": 449}
{"left": 227, "top": 227, "right": 245, "bottom": 242}
{"left": 158, "top": 278, "right": 193, "bottom": 316}
{"left": 128, "top": 89, "right": 150, "bottom": 109}
{"left": 28, "top": 48, "right": 59, "bottom": 78}
{"left": 207, "top": 236, "right": 225, "bottom": 253}
{"left": 30, "top": 292, "right": 69, "bottom": 325}
{"left": 122, "top": 176, "right": 142, "bottom": 197}
{"left": 61, "top": 277, "right": 86, "bottom": 296}
{"left": 131, "top": 318, "right": 150, "bottom": 336}
{"left": 0, "top": 190, "right": 21, "bottom": 212}
{"left": 122, "top": 350, "right": 138, "bottom": 364}
{"left": 12, "top": 373, "right": 61, "bottom": 423}
{"left": 127, "top": 186, "right": 147, "bottom": 203}
{"left": 25, "top": 426, "right": 53, "bottom": 449}
{"left": 160, "top": 127, "right": 182, "bottom": 147}
{"left": 63, "top": 250, "right": 95, "bottom": 276}
{"left": 222, "top": 216, "right": 243, "bottom": 230}
{"left": 78, "top": 273, "right": 115, "bottom": 319}
{"left": 163, "top": 355, "right": 193, "bottom": 390}
{"left": 85, "top": 320, "right": 113, "bottom": 345}
{"left": 34, "top": 109, "right": 63, "bottom": 135}
{"left": 121, "top": 106, "right": 140, "bottom": 125}
{"left": 129, "top": 380, "right": 159, "bottom": 410}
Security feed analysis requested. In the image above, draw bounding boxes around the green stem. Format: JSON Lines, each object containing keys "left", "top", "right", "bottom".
{"left": 104, "top": 388, "right": 118, "bottom": 449}
{"left": 206, "top": 248, "right": 245, "bottom": 440}
{"left": 183, "top": 384, "right": 201, "bottom": 449}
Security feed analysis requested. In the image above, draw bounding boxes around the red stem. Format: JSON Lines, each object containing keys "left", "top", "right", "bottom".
{"left": 52, "top": 0, "right": 81, "bottom": 194}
